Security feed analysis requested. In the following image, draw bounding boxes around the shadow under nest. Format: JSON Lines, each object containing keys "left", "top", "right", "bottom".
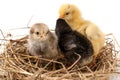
{"left": 0, "top": 34, "right": 119, "bottom": 80}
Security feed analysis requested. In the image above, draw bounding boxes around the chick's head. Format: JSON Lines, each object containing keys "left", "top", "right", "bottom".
{"left": 30, "top": 23, "right": 50, "bottom": 41}
{"left": 59, "top": 4, "right": 81, "bottom": 21}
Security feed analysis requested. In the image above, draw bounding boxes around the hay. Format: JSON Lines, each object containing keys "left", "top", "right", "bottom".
{"left": 0, "top": 32, "right": 120, "bottom": 80}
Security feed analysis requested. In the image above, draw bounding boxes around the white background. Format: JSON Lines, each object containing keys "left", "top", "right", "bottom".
{"left": 0, "top": 0, "right": 120, "bottom": 34}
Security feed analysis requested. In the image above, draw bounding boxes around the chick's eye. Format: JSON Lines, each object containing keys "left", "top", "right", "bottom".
{"left": 35, "top": 32, "right": 39, "bottom": 35}
{"left": 66, "top": 12, "right": 69, "bottom": 15}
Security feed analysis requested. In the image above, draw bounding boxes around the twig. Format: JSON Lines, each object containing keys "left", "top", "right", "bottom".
{"left": 8, "top": 16, "right": 33, "bottom": 30}
{"left": 9, "top": 35, "right": 28, "bottom": 42}
{"left": 27, "top": 16, "right": 33, "bottom": 27}
{"left": 9, "top": 27, "right": 30, "bottom": 30}
{"left": 0, "top": 29, "right": 6, "bottom": 39}
{"left": 0, "top": 39, "right": 9, "bottom": 41}
{"left": 67, "top": 53, "right": 81, "bottom": 70}
{"left": 105, "top": 33, "right": 113, "bottom": 36}
{"left": 106, "top": 33, "right": 120, "bottom": 48}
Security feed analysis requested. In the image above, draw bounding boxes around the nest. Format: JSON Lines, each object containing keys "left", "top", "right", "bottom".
{"left": 0, "top": 33, "right": 119, "bottom": 80}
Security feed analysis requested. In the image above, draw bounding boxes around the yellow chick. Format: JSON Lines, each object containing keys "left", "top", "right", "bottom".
{"left": 58, "top": 4, "right": 105, "bottom": 62}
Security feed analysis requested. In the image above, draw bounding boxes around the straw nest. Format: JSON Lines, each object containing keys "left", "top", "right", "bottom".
{"left": 0, "top": 33, "right": 119, "bottom": 80}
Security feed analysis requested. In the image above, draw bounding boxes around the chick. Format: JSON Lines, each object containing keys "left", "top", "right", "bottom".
{"left": 28, "top": 23, "right": 59, "bottom": 59}
{"left": 55, "top": 18, "right": 94, "bottom": 66}
{"left": 58, "top": 4, "right": 105, "bottom": 62}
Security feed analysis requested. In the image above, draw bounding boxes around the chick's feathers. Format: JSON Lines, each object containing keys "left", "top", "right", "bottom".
{"left": 55, "top": 18, "right": 94, "bottom": 66}
{"left": 59, "top": 4, "right": 105, "bottom": 58}
{"left": 28, "top": 23, "right": 58, "bottom": 59}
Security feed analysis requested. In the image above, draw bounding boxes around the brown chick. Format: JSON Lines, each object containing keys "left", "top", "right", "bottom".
{"left": 58, "top": 4, "right": 105, "bottom": 62}
{"left": 28, "top": 23, "right": 59, "bottom": 60}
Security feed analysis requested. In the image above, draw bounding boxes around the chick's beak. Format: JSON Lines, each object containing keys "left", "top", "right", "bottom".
{"left": 59, "top": 15, "right": 64, "bottom": 18}
{"left": 40, "top": 34, "right": 45, "bottom": 38}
